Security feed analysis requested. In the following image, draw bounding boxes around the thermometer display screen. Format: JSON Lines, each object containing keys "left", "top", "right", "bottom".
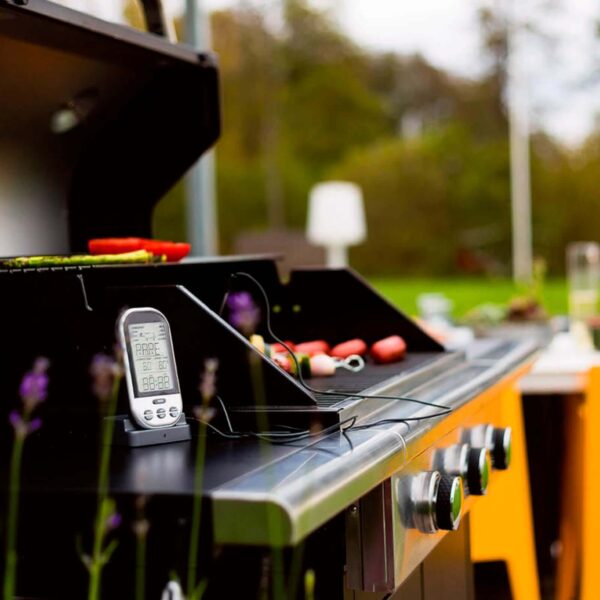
{"left": 128, "top": 321, "right": 176, "bottom": 396}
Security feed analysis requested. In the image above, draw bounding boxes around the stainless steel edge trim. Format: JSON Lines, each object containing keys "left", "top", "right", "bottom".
{"left": 211, "top": 341, "right": 537, "bottom": 546}
{"left": 212, "top": 423, "right": 410, "bottom": 546}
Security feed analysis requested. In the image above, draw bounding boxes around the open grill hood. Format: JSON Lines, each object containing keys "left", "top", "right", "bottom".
{"left": 0, "top": 0, "right": 220, "bottom": 254}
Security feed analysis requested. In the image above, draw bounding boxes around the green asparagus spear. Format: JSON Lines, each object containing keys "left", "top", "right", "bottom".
{"left": 2, "top": 250, "right": 162, "bottom": 268}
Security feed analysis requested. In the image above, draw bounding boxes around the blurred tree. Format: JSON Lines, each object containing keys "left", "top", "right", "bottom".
{"left": 281, "top": 0, "right": 388, "bottom": 170}
{"left": 330, "top": 125, "right": 511, "bottom": 276}
{"left": 535, "top": 131, "right": 600, "bottom": 270}
{"left": 145, "top": 0, "right": 600, "bottom": 276}
{"left": 205, "top": 2, "right": 390, "bottom": 249}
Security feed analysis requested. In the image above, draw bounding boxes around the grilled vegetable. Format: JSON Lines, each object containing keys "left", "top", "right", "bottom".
{"left": 3, "top": 250, "right": 157, "bottom": 268}
{"left": 88, "top": 238, "right": 191, "bottom": 262}
{"left": 289, "top": 353, "right": 312, "bottom": 378}
{"left": 88, "top": 238, "right": 145, "bottom": 255}
{"left": 143, "top": 240, "right": 191, "bottom": 262}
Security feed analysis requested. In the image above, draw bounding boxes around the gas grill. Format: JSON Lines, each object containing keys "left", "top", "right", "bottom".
{"left": 0, "top": 2, "right": 539, "bottom": 598}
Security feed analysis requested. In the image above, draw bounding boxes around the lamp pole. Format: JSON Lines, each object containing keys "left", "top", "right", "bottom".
{"left": 507, "top": 0, "right": 533, "bottom": 283}
{"left": 184, "top": 0, "right": 218, "bottom": 256}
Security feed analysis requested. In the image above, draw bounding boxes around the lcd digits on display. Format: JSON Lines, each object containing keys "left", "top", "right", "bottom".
{"left": 128, "top": 322, "right": 174, "bottom": 394}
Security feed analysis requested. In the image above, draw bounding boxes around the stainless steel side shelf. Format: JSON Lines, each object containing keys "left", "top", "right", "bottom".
{"left": 211, "top": 338, "right": 537, "bottom": 555}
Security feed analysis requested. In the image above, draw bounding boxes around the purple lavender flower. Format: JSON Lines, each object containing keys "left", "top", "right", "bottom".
{"left": 9, "top": 410, "right": 21, "bottom": 430}
{"left": 133, "top": 517, "right": 150, "bottom": 538}
{"left": 5, "top": 357, "right": 49, "bottom": 600}
{"left": 133, "top": 496, "right": 150, "bottom": 539}
{"left": 28, "top": 417, "right": 42, "bottom": 434}
{"left": 9, "top": 410, "right": 42, "bottom": 439}
{"left": 19, "top": 357, "right": 50, "bottom": 413}
{"left": 199, "top": 358, "right": 219, "bottom": 404}
{"left": 227, "top": 291, "right": 260, "bottom": 336}
{"left": 106, "top": 512, "right": 122, "bottom": 531}
{"left": 32, "top": 357, "right": 50, "bottom": 374}
{"left": 194, "top": 405, "right": 216, "bottom": 424}
{"left": 90, "top": 353, "right": 123, "bottom": 402}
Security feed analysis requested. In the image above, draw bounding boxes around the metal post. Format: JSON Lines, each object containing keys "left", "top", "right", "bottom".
{"left": 507, "top": 0, "right": 533, "bottom": 283}
{"left": 184, "top": 0, "right": 218, "bottom": 256}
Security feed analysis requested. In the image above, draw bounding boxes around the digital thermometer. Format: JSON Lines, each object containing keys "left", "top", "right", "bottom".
{"left": 118, "top": 307, "right": 183, "bottom": 429}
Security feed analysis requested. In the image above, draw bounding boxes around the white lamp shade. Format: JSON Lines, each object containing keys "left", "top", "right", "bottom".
{"left": 306, "top": 181, "right": 367, "bottom": 246}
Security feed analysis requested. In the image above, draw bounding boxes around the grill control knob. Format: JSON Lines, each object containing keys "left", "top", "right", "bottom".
{"left": 434, "top": 444, "right": 468, "bottom": 478}
{"left": 463, "top": 425, "right": 512, "bottom": 471}
{"left": 433, "top": 444, "right": 491, "bottom": 496}
{"left": 466, "top": 447, "right": 491, "bottom": 495}
{"left": 408, "top": 471, "right": 463, "bottom": 533}
{"left": 436, "top": 474, "right": 463, "bottom": 531}
{"left": 491, "top": 427, "right": 512, "bottom": 470}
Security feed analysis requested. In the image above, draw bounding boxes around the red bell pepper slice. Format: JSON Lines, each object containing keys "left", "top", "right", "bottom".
{"left": 88, "top": 238, "right": 191, "bottom": 262}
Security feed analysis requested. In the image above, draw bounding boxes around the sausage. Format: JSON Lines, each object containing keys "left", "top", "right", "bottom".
{"left": 271, "top": 341, "right": 296, "bottom": 354}
{"left": 330, "top": 339, "right": 367, "bottom": 358}
{"left": 370, "top": 336, "right": 407, "bottom": 363}
{"left": 294, "top": 340, "right": 331, "bottom": 356}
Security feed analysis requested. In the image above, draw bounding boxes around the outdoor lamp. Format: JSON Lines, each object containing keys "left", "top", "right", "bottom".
{"left": 306, "top": 181, "right": 367, "bottom": 268}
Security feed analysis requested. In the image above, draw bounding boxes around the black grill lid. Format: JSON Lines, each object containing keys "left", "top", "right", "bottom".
{"left": 0, "top": 0, "right": 220, "bottom": 254}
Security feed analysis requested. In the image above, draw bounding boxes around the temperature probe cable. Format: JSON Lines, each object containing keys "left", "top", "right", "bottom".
{"left": 196, "top": 272, "right": 453, "bottom": 442}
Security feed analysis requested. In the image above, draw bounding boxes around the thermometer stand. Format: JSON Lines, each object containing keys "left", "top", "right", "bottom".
{"left": 108, "top": 414, "right": 192, "bottom": 447}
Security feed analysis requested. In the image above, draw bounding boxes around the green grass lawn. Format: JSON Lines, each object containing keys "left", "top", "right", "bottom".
{"left": 369, "top": 277, "right": 568, "bottom": 318}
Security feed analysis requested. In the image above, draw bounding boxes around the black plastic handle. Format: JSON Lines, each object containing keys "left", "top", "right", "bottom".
{"left": 139, "top": 0, "right": 169, "bottom": 38}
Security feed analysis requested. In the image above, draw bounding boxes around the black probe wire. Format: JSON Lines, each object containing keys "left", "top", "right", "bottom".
{"left": 230, "top": 272, "right": 453, "bottom": 422}
{"left": 252, "top": 417, "right": 358, "bottom": 445}
{"left": 200, "top": 271, "right": 452, "bottom": 445}
{"left": 192, "top": 395, "right": 357, "bottom": 445}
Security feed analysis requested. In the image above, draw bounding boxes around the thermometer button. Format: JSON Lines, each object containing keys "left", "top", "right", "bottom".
{"left": 157, "top": 412, "right": 166, "bottom": 419}
{"left": 144, "top": 410, "right": 153, "bottom": 421}
{"left": 169, "top": 407, "right": 179, "bottom": 418}
{"left": 153, "top": 398, "right": 166, "bottom": 405}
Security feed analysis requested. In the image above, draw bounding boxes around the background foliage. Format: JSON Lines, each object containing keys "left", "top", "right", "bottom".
{"left": 151, "top": 0, "right": 600, "bottom": 277}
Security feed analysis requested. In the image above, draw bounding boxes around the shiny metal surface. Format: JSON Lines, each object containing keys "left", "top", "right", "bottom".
{"left": 434, "top": 444, "right": 469, "bottom": 479}
{"left": 211, "top": 338, "right": 535, "bottom": 549}
{"left": 345, "top": 481, "right": 396, "bottom": 593}
{"left": 464, "top": 423, "right": 492, "bottom": 449}
{"left": 409, "top": 471, "right": 442, "bottom": 534}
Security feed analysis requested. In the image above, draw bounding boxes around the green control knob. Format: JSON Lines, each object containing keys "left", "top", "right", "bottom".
{"left": 463, "top": 425, "right": 513, "bottom": 472}
{"left": 467, "top": 447, "right": 491, "bottom": 495}
{"left": 435, "top": 474, "right": 463, "bottom": 531}
{"left": 408, "top": 471, "right": 463, "bottom": 533}
{"left": 491, "top": 427, "right": 512, "bottom": 470}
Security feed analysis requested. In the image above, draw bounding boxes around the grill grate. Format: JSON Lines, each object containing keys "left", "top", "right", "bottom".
{"left": 306, "top": 353, "right": 442, "bottom": 407}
